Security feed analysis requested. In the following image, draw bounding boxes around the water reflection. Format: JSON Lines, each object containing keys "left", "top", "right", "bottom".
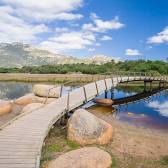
{"left": 88, "top": 86, "right": 168, "bottom": 130}
{"left": 0, "top": 81, "right": 75, "bottom": 100}
{"left": 0, "top": 82, "right": 33, "bottom": 100}
{"left": 147, "top": 100, "right": 168, "bottom": 117}
{"left": 0, "top": 81, "right": 168, "bottom": 130}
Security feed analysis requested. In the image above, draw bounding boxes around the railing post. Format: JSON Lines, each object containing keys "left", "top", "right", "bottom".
{"left": 95, "top": 82, "right": 99, "bottom": 96}
{"left": 134, "top": 72, "right": 136, "bottom": 80}
{"left": 83, "top": 86, "right": 87, "bottom": 103}
{"left": 60, "top": 85, "right": 63, "bottom": 97}
{"left": 104, "top": 79, "right": 108, "bottom": 91}
{"left": 92, "top": 75, "right": 94, "bottom": 82}
{"left": 111, "top": 76, "right": 114, "bottom": 86}
{"left": 66, "top": 92, "right": 70, "bottom": 112}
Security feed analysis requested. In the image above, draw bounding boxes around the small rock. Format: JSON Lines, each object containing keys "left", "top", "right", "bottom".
{"left": 21, "top": 103, "right": 44, "bottom": 113}
{"left": 0, "top": 100, "right": 13, "bottom": 116}
{"left": 47, "top": 147, "right": 112, "bottom": 168}
{"left": 127, "top": 112, "right": 134, "bottom": 116}
{"left": 94, "top": 98, "right": 113, "bottom": 106}
{"left": 33, "top": 84, "right": 61, "bottom": 98}
{"left": 67, "top": 109, "right": 113, "bottom": 145}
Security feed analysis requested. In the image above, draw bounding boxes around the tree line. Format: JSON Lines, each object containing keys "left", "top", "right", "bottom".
{"left": 0, "top": 60, "right": 167, "bottom": 75}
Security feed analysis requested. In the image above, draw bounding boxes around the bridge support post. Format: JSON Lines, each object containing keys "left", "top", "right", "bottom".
{"left": 144, "top": 80, "right": 153, "bottom": 92}
{"left": 60, "top": 115, "right": 67, "bottom": 125}
{"left": 159, "top": 81, "right": 166, "bottom": 88}
{"left": 159, "top": 81, "right": 161, "bottom": 88}
{"left": 105, "top": 91, "right": 108, "bottom": 98}
{"left": 164, "top": 82, "right": 167, "bottom": 87}
{"left": 111, "top": 88, "right": 114, "bottom": 99}
{"left": 150, "top": 81, "right": 153, "bottom": 91}
{"left": 144, "top": 81, "right": 147, "bottom": 92}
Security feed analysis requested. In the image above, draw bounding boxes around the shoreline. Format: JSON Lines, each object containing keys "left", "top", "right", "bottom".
{"left": 0, "top": 73, "right": 164, "bottom": 89}
{"left": 41, "top": 112, "right": 168, "bottom": 168}
{"left": 0, "top": 73, "right": 105, "bottom": 82}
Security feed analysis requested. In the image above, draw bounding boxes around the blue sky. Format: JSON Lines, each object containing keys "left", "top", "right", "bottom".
{"left": 0, "top": 0, "right": 168, "bottom": 61}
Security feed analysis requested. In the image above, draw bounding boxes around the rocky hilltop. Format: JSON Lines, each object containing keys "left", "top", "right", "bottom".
{"left": 0, "top": 43, "right": 118, "bottom": 67}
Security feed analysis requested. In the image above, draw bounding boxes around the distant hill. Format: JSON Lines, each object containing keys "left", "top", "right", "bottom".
{"left": 0, "top": 43, "right": 118, "bottom": 67}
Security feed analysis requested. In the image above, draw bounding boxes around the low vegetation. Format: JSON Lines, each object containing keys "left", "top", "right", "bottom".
{"left": 0, "top": 60, "right": 168, "bottom": 75}
{"left": 41, "top": 123, "right": 168, "bottom": 168}
{"left": 41, "top": 125, "right": 81, "bottom": 167}
{"left": 159, "top": 156, "right": 168, "bottom": 165}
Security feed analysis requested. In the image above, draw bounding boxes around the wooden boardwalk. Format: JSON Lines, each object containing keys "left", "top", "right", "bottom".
{"left": 0, "top": 76, "right": 167, "bottom": 168}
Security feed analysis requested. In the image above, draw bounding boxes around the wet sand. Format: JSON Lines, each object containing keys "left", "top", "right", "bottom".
{"left": 88, "top": 106, "right": 168, "bottom": 159}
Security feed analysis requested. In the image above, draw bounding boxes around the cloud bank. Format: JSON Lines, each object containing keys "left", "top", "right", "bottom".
{"left": 147, "top": 27, "right": 168, "bottom": 44}
{"left": 0, "top": 1, "right": 125, "bottom": 55}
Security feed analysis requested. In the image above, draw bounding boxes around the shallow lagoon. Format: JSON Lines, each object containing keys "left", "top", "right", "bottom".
{"left": 0, "top": 81, "right": 168, "bottom": 130}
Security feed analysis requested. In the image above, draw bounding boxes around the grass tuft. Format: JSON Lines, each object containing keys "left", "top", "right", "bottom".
{"left": 66, "top": 140, "right": 80, "bottom": 149}
{"left": 160, "top": 155, "right": 168, "bottom": 165}
{"left": 110, "top": 155, "right": 117, "bottom": 168}
{"left": 46, "top": 144, "right": 62, "bottom": 153}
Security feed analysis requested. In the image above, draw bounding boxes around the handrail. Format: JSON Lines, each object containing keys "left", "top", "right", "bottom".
{"left": 64, "top": 72, "right": 167, "bottom": 112}
{"left": 44, "top": 71, "right": 168, "bottom": 105}
{"left": 43, "top": 80, "right": 76, "bottom": 104}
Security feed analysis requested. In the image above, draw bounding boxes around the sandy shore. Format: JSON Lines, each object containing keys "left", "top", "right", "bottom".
{"left": 40, "top": 107, "right": 168, "bottom": 168}
{"left": 90, "top": 109, "right": 168, "bottom": 157}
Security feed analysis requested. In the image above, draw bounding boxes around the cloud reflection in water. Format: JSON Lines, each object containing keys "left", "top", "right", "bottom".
{"left": 147, "top": 101, "right": 168, "bottom": 117}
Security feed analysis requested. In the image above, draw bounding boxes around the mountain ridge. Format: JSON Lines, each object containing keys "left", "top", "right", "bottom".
{"left": 0, "top": 43, "right": 119, "bottom": 67}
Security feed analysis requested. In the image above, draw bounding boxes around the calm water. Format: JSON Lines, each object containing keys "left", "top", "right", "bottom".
{"left": 89, "top": 86, "right": 168, "bottom": 130}
{"left": 0, "top": 82, "right": 33, "bottom": 100}
{"left": 0, "top": 81, "right": 72, "bottom": 100}
{"left": 0, "top": 82, "right": 168, "bottom": 130}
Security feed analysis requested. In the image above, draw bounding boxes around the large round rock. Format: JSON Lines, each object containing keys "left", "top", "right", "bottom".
{"left": 67, "top": 109, "right": 113, "bottom": 145}
{"left": 21, "top": 103, "right": 44, "bottom": 113}
{"left": 33, "top": 84, "right": 61, "bottom": 98}
{"left": 47, "top": 147, "right": 112, "bottom": 168}
{"left": 0, "top": 100, "right": 13, "bottom": 116}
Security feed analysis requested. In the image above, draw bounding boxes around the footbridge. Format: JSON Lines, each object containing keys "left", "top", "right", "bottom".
{"left": 0, "top": 72, "right": 167, "bottom": 168}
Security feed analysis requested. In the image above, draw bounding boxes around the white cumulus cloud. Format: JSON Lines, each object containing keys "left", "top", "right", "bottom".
{"left": 0, "top": 0, "right": 83, "bottom": 44}
{"left": 88, "top": 48, "right": 95, "bottom": 52}
{"left": 1, "top": 0, "right": 83, "bottom": 21}
{"left": 0, "top": 2, "right": 124, "bottom": 55}
{"left": 100, "top": 35, "right": 112, "bottom": 41}
{"left": 0, "top": 6, "right": 49, "bottom": 43}
{"left": 125, "top": 49, "right": 142, "bottom": 56}
{"left": 82, "top": 14, "right": 124, "bottom": 33}
{"left": 38, "top": 31, "right": 96, "bottom": 53}
{"left": 147, "top": 27, "right": 168, "bottom": 44}
{"left": 55, "top": 27, "right": 69, "bottom": 33}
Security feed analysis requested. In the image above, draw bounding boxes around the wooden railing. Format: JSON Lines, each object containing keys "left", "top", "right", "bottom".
{"left": 44, "top": 72, "right": 168, "bottom": 108}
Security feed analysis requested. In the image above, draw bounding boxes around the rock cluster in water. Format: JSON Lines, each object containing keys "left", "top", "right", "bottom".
{"left": 0, "top": 84, "right": 60, "bottom": 116}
